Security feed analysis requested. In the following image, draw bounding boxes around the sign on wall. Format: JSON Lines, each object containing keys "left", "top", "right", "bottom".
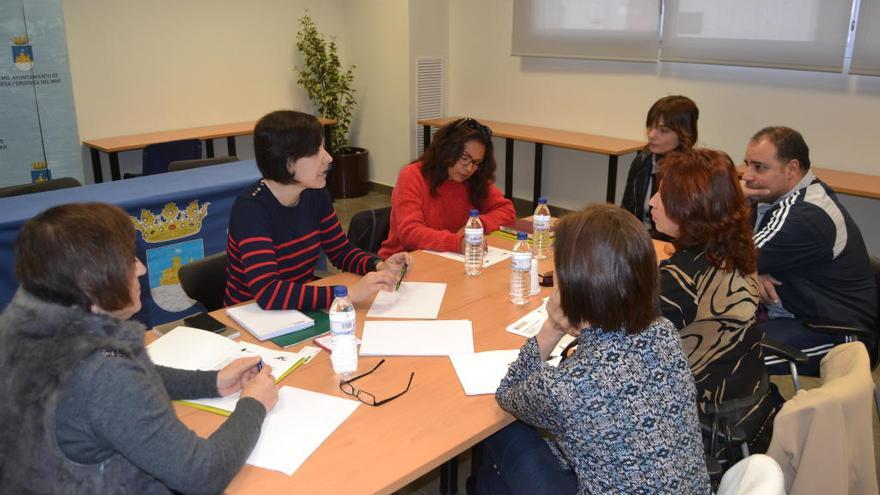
{"left": 0, "top": 0, "right": 81, "bottom": 186}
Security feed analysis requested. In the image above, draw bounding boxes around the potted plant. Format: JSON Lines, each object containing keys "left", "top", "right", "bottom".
{"left": 294, "top": 13, "right": 368, "bottom": 198}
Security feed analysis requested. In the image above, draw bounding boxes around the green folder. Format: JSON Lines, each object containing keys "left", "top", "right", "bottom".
{"left": 269, "top": 310, "right": 331, "bottom": 349}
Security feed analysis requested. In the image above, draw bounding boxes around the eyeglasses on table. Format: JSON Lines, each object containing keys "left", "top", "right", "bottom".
{"left": 339, "top": 359, "right": 415, "bottom": 407}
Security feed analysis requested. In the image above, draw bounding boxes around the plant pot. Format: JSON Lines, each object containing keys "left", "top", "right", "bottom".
{"left": 328, "top": 147, "right": 369, "bottom": 199}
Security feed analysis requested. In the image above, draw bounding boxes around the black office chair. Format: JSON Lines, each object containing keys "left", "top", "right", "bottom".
{"left": 758, "top": 256, "right": 879, "bottom": 413}
{"left": 347, "top": 206, "right": 391, "bottom": 255}
{"left": 124, "top": 139, "right": 203, "bottom": 179}
{"left": 178, "top": 252, "right": 228, "bottom": 312}
{"left": 168, "top": 155, "right": 239, "bottom": 172}
{"left": 0, "top": 177, "right": 81, "bottom": 198}
{"left": 700, "top": 338, "right": 808, "bottom": 488}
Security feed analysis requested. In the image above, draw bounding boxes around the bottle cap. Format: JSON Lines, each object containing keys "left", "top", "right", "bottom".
{"left": 333, "top": 286, "right": 348, "bottom": 298}
{"left": 469, "top": 209, "right": 479, "bottom": 217}
{"left": 517, "top": 231, "right": 528, "bottom": 240}
{"left": 538, "top": 198, "right": 547, "bottom": 205}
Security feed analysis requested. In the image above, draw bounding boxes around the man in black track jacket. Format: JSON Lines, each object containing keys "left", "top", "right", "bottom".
{"left": 741, "top": 126, "right": 877, "bottom": 374}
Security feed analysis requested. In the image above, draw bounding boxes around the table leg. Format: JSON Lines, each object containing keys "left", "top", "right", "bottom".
{"left": 205, "top": 139, "right": 215, "bottom": 158}
{"left": 423, "top": 124, "right": 431, "bottom": 151}
{"left": 324, "top": 124, "right": 334, "bottom": 153}
{"left": 533, "top": 143, "right": 543, "bottom": 209}
{"left": 504, "top": 138, "right": 514, "bottom": 200}
{"left": 227, "top": 136, "right": 237, "bottom": 156}
{"left": 439, "top": 456, "right": 459, "bottom": 494}
{"left": 89, "top": 147, "right": 104, "bottom": 184}
{"left": 109, "top": 152, "right": 121, "bottom": 181}
{"left": 605, "top": 155, "right": 619, "bottom": 203}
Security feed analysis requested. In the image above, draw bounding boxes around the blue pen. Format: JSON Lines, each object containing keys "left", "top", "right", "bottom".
{"left": 244, "top": 349, "right": 264, "bottom": 372}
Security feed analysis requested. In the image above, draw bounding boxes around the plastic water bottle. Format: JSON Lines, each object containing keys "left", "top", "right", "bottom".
{"left": 464, "top": 209, "right": 484, "bottom": 276}
{"left": 510, "top": 232, "right": 531, "bottom": 305}
{"left": 532, "top": 197, "right": 551, "bottom": 260}
{"left": 329, "top": 286, "right": 358, "bottom": 376}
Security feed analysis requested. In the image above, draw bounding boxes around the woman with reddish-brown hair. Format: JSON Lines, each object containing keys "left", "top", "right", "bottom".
{"left": 649, "top": 148, "right": 778, "bottom": 454}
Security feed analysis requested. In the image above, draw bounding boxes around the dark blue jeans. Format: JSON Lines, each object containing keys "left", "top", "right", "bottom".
{"left": 474, "top": 421, "right": 577, "bottom": 495}
{"left": 761, "top": 318, "right": 847, "bottom": 377}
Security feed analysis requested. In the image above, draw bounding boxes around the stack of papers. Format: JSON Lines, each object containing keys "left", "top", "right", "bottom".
{"left": 423, "top": 246, "right": 513, "bottom": 268}
{"left": 246, "top": 386, "right": 360, "bottom": 475}
{"left": 146, "top": 326, "right": 319, "bottom": 414}
{"left": 359, "top": 320, "right": 474, "bottom": 356}
{"left": 226, "top": 302, "right": 315, "bottom": 341}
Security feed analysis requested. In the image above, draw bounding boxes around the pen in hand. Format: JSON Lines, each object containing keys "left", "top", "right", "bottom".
{"left": 256, "top": 359, "right": 263, "bottom": 372}
{"left": 394, "top": 263, "right": 408, "bottom": 291}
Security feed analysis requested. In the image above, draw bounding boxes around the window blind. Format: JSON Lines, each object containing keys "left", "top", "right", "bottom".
{"left": 660, "top": 0, "right": 853, "bottom": 73}
{"left": 512, "top": 0, "right": 661, "bottom": 62}
{"left": 852, "top": 0, "right": 880, "bottom": 76}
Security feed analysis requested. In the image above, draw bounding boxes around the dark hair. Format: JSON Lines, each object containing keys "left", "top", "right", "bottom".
{"left": 254, "top": 110, "right": 324, "bottom": 184}
{"left": 15, "top": 203, "right": 137, "bottom": 311}
{"left": 554, "top": 204, "right": 658, "bottom": 334}
{"left": 645, "top": 95, "right": 699, "bottom": 151}
{"left": 658, "top": 149, "right": 757, "bottom": 274}
{"left": 750, "top": 126, "right": 811, "bottom": 172}
{"left": 418, "top": 118, "right": 496, "bottom": 209}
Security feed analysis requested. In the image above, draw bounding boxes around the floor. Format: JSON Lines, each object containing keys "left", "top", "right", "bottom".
{"left": 333, "top": 189, "right": 880, "bottom": 494}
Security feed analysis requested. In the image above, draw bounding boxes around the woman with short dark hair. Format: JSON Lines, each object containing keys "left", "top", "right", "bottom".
{"left": 621, "top": 95, "right": 699, "bottom": 236}
{"left": 0, "top": 203, "right": 277, "bottom": 494}
{"left": 650, "top": 148, "right": 776, "bottom": 452}
{"left": 474, "top": 204, "right": 710, "bottom": 494}
{"left": 378, "top": 118, "right": 515, "bottom": 257}
{"left": 225, "top": 110, "right": 409, "bottom": 310}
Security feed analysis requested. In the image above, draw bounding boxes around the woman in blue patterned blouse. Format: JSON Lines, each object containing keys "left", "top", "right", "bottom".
{"left": 474, "top": 204, "right": 710, "bottom": 494}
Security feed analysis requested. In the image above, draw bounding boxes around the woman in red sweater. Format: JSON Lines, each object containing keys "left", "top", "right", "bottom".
{"left": 379, "top": 118, "right": 515, "bottom": 258}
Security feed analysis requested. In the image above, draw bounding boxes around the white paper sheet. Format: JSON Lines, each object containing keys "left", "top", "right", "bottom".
{"left": 359, "top": 320, "right": 474, "bottom": 356}
{"left": 505, "top": 297, "right": 550, "bottom": 338}
{"left": 423, "top": 246, "right": 513, "bottom": 268}
{"left": 246, "top": 386, "right": 360, "bottom": 476}
{"left": 547, "top": 334, "right": 576, "bottom": 368}
{"left": 449, "top": 350, "right": 520, "bottom": 395}
{"left": 366, "top": 281, "right": 447, "bottom": 319}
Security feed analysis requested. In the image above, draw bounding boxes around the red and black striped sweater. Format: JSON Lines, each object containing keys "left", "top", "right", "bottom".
{"left": 224, "top": 182, "right": 380, "bottom": 310}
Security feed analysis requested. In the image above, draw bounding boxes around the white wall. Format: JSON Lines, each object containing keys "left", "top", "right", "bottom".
{"left": 409, "top": 0, "right": 450, "bottom": 161}
{"left": 62, "top": 0, "right": 347, "bottom": 179}
{"left": 442, "top": 0, "right": 880, "bottom": 254}
{"left": 342, "top": 0, "right": 411, "bottom": 187}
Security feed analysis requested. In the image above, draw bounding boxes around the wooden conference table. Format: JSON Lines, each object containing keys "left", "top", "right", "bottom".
{"left": 418, "top": 117, "right": 645, "bottom": 206}
{"left": 163, "top": 237, "right": 671, "bottom": 495}
{"left": 83, "top": 118, "right": 335, "bottom": 183}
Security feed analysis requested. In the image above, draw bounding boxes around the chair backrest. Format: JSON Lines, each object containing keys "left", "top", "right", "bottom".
{"left": 347, "top": 206, "right": 391, "bottom": 255}
{"left": 0, "top": 177, "right": 81, "bottom": 198}
{"left": 717, "top": 454, "right": 785, "bottom": 495}
{"left": 766, "top": 342, "right": 878, "bottom": 495}
{"left": 178, "top": 252, "right": 228, "bottom": 312}
{"left": 142, "top": 139, "right": 203, "bottom": 176}
{"left": 168, "top": 155, "right": 239, "bottom": 172}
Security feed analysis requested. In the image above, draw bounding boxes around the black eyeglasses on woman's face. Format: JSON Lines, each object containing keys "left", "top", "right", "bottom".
{"left": 455, "top": 117, "right": 493, "bottom": 139}
{"left": 338, "top": 359, "right": 415, "bottom": 406}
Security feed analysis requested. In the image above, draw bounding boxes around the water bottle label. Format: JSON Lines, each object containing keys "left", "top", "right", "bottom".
{"left": 465, "top": 228, "right": 483, "bottom": 245}
{"left": 329, "top": 314, "right": 355, "bottom": 334}
{"left": 533, "top": 215, "right": 550, "bottom": 230}
{"left": 512, "top": 252, "right": 531, "bottom": 270}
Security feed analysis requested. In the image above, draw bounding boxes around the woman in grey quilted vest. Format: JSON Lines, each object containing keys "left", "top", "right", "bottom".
{"left": 0, "top": 203, "right": 278, "bottom": 494}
